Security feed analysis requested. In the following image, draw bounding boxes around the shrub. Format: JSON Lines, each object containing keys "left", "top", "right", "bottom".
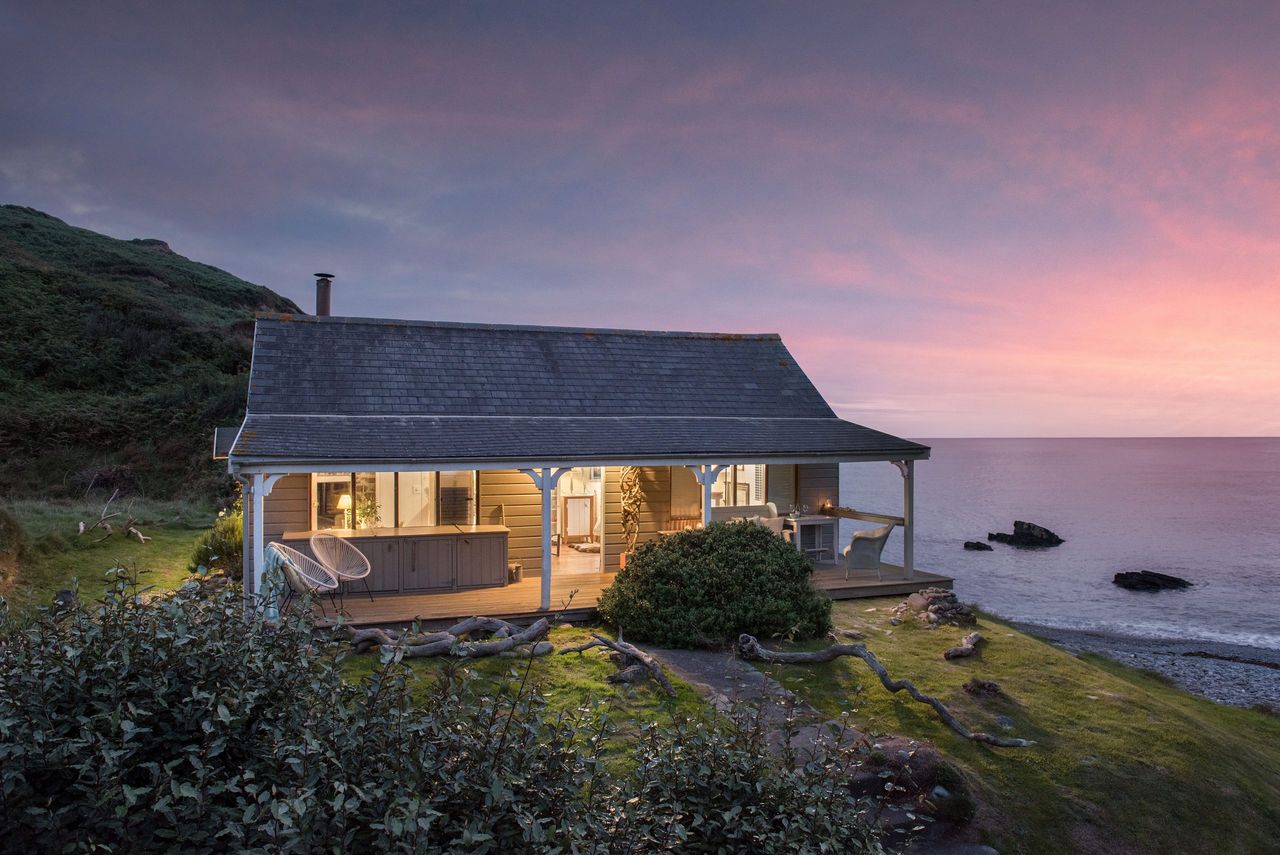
{"left": 0, "top": 573, "right": 881, "bottom": 853}
{"left": 0, "top": 508, "right": 29, "bottom": 589}
{"left": 187, "top": 501, "right": 243, "bottom": 576}
{"left": 598, "top": 520, "right": 833, "bottom": 647}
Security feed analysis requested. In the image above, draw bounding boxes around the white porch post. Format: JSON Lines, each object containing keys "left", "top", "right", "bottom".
{"left": 521, "top": 467, "right": 571, "bottom": 611}
{"left": 688, "top": 464, "right": 729, "bottom": 527}
{"left": 894, "top": 460, "right": 915, "bottom": 580}
{"left": 247, "top": 472, "right": 286, "bottom": 616}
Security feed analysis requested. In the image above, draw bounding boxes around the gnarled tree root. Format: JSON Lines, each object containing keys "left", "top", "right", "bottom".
{"left": 737, "top": 634, "right": 1034, "bottom": 748}
{"left": 338, "top": 616, "right": 552, "bottom": 658}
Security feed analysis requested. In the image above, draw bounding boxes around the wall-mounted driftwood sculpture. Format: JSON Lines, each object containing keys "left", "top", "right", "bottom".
{"left": 338, "top": 616, "right": 552, "bottom": 659}
{"left": 619, "top": 466, "right": 642, "bottom": 555}
{"left": 737, "top": 634, "right": 1034, "bottom": 748}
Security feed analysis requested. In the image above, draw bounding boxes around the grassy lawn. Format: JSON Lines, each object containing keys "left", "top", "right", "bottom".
{"left": 337, "top": 623, "right": 706, "bottom": 738}
{"left": 1, "top": 497, "right": 214, "bottom": 609}
{"left": 756, "top": 598, "right": 1280, "bottom": 855}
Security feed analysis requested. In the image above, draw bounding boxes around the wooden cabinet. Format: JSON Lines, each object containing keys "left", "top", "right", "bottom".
{"left": 561, "top": 495, "right": 595, "bottom": 544}
{"left": 281, "top": 525, "right": 510, "bottom": 596}
{"left": 456, "top": 533, "right": 508, "bottom": 589}
{"left": 403, "top": 537, "right": 457, "bottom": 592}
{"left": 359, "top": 538, "right": 401, "bottom": 593}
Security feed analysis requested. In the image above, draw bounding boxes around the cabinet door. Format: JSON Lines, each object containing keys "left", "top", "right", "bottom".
{"left": 360, "top": 539, "right": 401, "bottom": 593}
{"left": 402, "top": 538, "right": 456, "bottom": 592}
{"left": 564, "top": 496, "right": 592, "bottom": 539}
{"left": 457, "top": 534, "right": 507, "bottom": 589}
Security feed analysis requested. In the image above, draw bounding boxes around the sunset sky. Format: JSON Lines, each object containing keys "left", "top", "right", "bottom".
{"left": 3, "top": 1, "right": 1278, "bottom": 437}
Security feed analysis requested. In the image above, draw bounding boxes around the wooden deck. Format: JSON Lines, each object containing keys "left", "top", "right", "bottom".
{"left": 321, "top": 562, "right": 953, "bottom": 628}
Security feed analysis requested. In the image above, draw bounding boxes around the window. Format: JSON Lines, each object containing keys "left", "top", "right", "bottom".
{"left": 313, "top": 471, "right": 478, "bottom": 530}
{"left": 315, "top": 472, "right": 353, "bottom": 528}
{"left": 711, "top": 464, "right": 767, "bottom": 507}
{"left": 397, "top": 471, "right": 435, "bottom": 527}
{"left": 437, "top": 471, "right": 477, "bottom": 525}
{"left": 354, "top": 472, "right": 394, "bottom": 529}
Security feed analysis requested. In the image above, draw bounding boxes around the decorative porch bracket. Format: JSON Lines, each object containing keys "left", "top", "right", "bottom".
{"left": 520, "top": 467, "right": 572, "bottom": 611}
{"left": 245, "top": 472, "right": 287, "bottom": 618}
{"left": 892, "top": 460, "right": 915, "bottom": 580}
{"left": 687, "top": 464, "right": 730, "bottom": 528}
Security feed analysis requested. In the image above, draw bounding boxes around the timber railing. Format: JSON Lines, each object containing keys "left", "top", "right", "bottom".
{"left": 818, "top": 503, "right": 905, "bottom": 527}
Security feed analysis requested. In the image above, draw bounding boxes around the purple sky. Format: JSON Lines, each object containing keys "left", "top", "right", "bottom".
{"left": 4, "top": 1, "right": 1279, "bottom": 436}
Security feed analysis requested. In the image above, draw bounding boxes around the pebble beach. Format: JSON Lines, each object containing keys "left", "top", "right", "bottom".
{"left": 1014, "top": 623, "right": 1280, "bottom": 709}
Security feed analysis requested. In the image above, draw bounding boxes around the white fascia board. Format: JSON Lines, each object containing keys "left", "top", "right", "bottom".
{"left": 227, "top": 449, "right": 930, "bottom": 475}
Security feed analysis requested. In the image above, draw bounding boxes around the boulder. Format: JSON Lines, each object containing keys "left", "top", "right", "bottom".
{"left": 963, "top": 541, "right": 993, "bottom": 551}
{"left": 1113, "top": 570, "right": 1191, "bottom": 592}
{"left": 894, "top": 588, "right": 976, "bottom": 627}
{"left": 987, "top": 520, "right": 1064, "bottom": 547}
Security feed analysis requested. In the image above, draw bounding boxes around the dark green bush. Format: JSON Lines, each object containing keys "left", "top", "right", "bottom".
{"left": 187, "top": 501, "right": 243, "bottom": 576}
{"left": 0, "top": 508, "right": 29, "bottom": 588}
{"left": 0, "top": 573, "right": 881, "bottom": 853}
{"left": 598, "top": 520, "right": 833, "bottom": 647}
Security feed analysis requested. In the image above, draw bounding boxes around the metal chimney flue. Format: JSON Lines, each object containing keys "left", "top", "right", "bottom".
{"left": 314, "top": 273, "right": 334, "bottom": 316}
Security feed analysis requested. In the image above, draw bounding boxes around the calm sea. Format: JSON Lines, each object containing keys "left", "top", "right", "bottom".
{"left": 838, "top": 438, "right": 1280, "bottom": 651}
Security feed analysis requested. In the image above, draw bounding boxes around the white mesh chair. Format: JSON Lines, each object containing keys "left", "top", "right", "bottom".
{"left": 842, "top": 524, "right": 895, "bottom": 580}
{"left": 267, "top": 542, "right": 338, "bottom": 615}
{"left": 309, "top": 532, "right": 374, "bottom": 605}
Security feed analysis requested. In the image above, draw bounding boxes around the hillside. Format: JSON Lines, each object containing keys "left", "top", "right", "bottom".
{"left": 0, "top": 205, "right": 300, "bottom": 498}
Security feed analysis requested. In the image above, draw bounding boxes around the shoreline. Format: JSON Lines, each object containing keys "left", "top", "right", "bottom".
{"left": 1010, "top": 621, "right": 1280, "bottom": 708}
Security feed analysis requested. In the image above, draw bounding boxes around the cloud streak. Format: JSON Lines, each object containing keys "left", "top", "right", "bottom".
{"left": 2, "top": 1, "right": 1278, "bottom": 435}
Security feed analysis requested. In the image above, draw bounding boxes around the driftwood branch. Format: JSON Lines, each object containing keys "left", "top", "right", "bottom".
{"left": 559, "top": 632, "right": 676, "bottom": 696}
{"left": 338, "top": 616, "right": 552, "bottom": 659}
{"left": 78, "top": 489, "right": 149, "bottom": 544}
{"left": 619, "top": 466, "right": 642, "bottom": 554}
{"left": 944, "top": 632, "right": 983, "bottom": 660}
{"left": 737, "top": 634, "right": 1034, "bottom": 748}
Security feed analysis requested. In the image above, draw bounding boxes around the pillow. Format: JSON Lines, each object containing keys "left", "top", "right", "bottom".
{"left": 758, "top": 516, "right": 786, "bottom": 536}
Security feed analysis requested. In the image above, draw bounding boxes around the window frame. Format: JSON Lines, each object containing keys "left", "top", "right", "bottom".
{"left": 711, "top": 464, "right": 769, "bottom": 508}
{"left": 311, "top": 470, "right": 478, "bottom": 530}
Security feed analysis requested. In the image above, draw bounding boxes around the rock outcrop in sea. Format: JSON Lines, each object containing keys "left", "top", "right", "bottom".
{"left": 1113, "top": 571, "right": 1191, "bottom": 592}
{"left": 987, "top": 520, "right": 1064, "bottom": 547}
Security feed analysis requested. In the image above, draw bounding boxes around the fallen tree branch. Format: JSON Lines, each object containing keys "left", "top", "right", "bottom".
{"left": 944, "top": 632, "right": 984, "bottom": 660}
{"left": 737, "top": 634, "right": 1034, "bottom": 748}
{"left": 77, "top": 489, "right": 149, "bottom": 544}
{"left": 559, "top": 632, "right": 676, "bottom": 696}
{"left": 336, "top": 616, "right": 552, "bottom": 659}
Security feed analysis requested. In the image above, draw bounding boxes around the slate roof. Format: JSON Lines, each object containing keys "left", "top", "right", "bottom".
{"left": 229, "top": 314, "right": 929, "bottom": 466}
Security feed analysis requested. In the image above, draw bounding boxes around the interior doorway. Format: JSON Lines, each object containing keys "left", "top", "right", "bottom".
{"left": 552, "top": 466, "right": 604, "bottom": 575}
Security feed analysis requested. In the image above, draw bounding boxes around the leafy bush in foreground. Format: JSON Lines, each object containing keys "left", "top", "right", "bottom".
{"left": 187, "top": 500, "right": 243, "bottom": 576}
{"left": 598, "top": 520, "right": 834, "bottom": 647}
{"left": 0, "top": 574, "right": 880, "bottom": 853}
{"left": 0, "top": 508, "right": 29, "bottom": 589}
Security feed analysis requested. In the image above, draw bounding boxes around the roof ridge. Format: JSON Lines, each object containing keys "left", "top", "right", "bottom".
{"left": 244, "top": 413, "right": 855, "bottom": 421}
{"left": 254, "top": 312, "right": 782, "bottom": 341}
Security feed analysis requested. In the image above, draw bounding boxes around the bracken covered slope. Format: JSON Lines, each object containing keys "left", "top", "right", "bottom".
{"left": 0, "top": 205, "right": 299, "bottom": 497}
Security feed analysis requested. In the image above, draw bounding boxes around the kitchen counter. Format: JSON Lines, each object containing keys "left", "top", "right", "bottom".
{"left": 282, "top": 525, "right": 511, "bottom": 594}
{"left": 282, "top": 524, "right": 509, "bottom": 540}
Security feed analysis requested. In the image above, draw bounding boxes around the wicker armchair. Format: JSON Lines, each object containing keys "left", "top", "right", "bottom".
{"left": 267, "top": 541, "right": 338, "bottom": 615}
{"left": 842, "top": 524, "right": 895, "bottom": 580}
{"left": 310, "top": 533, "right": 374, "bottom": 604}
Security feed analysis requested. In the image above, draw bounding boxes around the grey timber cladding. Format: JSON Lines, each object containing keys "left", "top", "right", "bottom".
{"left": 232, "top": 314, "right": 930, "bottom": 463}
